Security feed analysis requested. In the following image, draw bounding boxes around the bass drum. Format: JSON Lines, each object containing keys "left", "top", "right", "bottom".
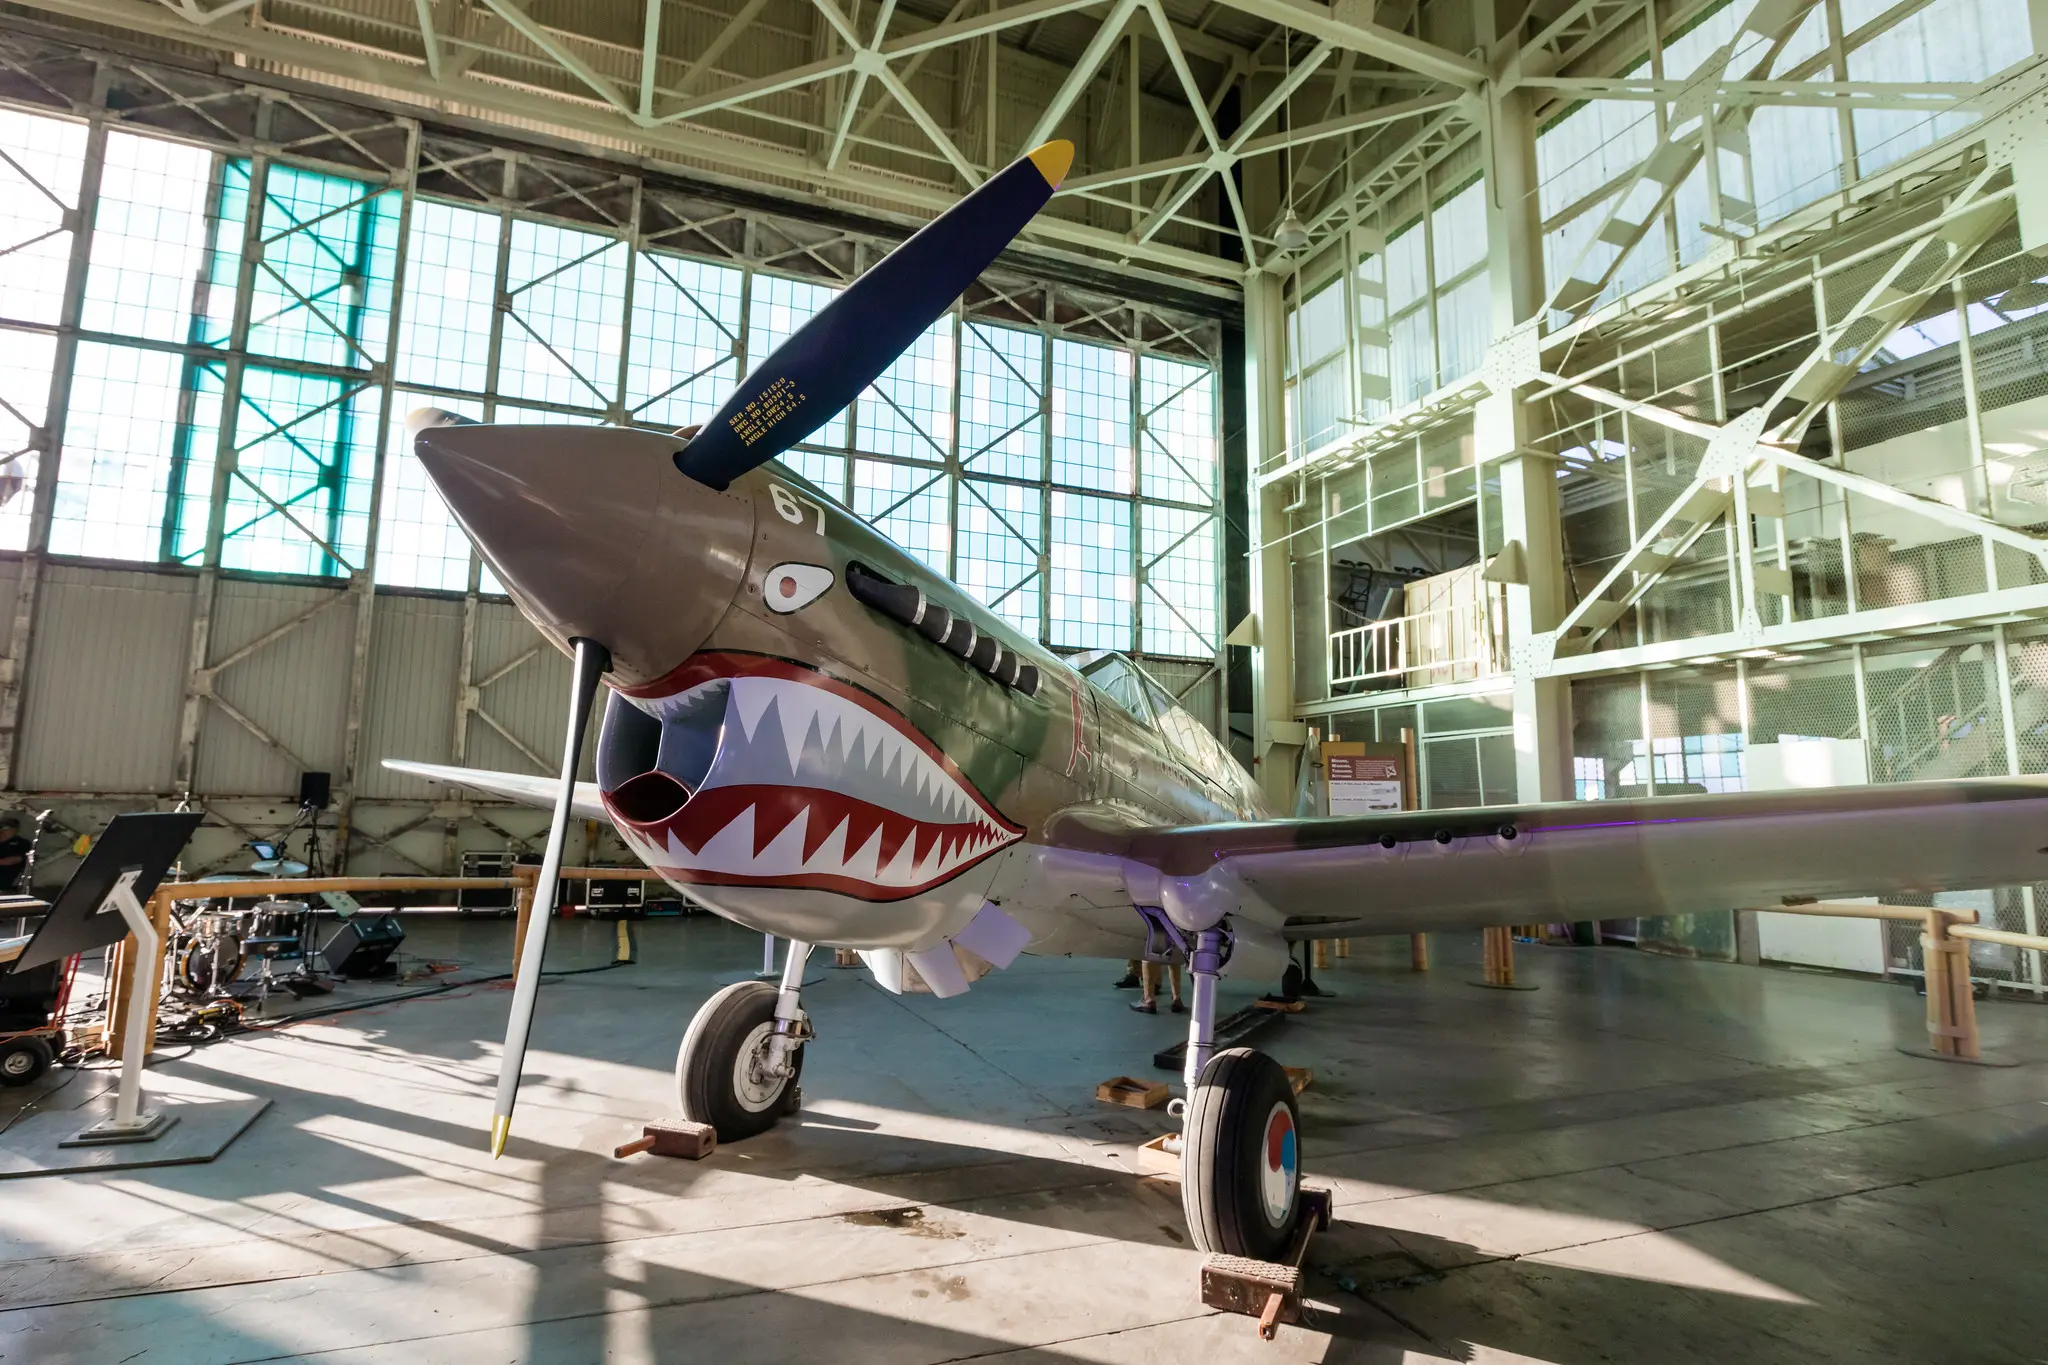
{"left": 176, "top": 931, "right": 244, "bottom": 993}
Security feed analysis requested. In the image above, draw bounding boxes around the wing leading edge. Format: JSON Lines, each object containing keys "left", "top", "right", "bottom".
{"left": 1109, "top": 777, "right": 2048, "bottom": 939}
{"left": 385, "top": 759, "right": 610, "bottom": 824}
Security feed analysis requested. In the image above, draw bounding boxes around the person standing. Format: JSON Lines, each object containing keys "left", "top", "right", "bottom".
{"left": 1128, "top": 957, "right": 1185, "bottom": 1014}
{"left": 0, "top": 819, "right": 32, "bottom": 894}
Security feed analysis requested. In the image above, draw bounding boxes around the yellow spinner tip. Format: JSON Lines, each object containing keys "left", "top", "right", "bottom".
{"left": 1027, "top": 140, "right": 1075, "bottom": 189}
{"left": 489, "top": 1114, "right": 511, "bottom": 1159}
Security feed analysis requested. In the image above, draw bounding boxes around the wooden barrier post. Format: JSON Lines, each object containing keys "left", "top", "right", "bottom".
{"left": 1922, "top": 909, "right": 1980, "bottom": 1061}
{"left": 1473, "top": 925, "right": 1535, "bottom": 990}
{"left": 102, "top": 935, "right": 131, "bottom": 1057}
{"left": 1402, "top": 728, "right": 1427, "bottom": 974}
{"left": 511, "top": 865, "right": 539, "bottom": 974}
{"left": 1312, "top": 940, "right": 1330, "bottom": 971}
{"left": 1334, "top": 938, "right": 1350, "bottom": 959}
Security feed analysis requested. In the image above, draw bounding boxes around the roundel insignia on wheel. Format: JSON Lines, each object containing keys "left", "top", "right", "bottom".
{"left": 763, "top": 562, "right": 833, "bottom": 614}
{"left": 1261, "top": 1101, "right": 1298, "bottom": 1223}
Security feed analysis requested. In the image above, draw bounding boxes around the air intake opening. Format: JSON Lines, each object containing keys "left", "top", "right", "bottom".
{"left": 609, "top": 769, "right": 692, "bottom": 824}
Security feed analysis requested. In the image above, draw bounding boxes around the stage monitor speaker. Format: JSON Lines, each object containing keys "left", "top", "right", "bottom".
{"left": 298, "top": 771, "right": 331, "bottom": 810}
{"left": 321, "top": 913, "right": 403, "bottom": 977}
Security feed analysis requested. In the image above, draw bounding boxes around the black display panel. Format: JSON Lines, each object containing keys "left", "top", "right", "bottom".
{"left": 4, "top": 812, "right": 202, "bottom": 974}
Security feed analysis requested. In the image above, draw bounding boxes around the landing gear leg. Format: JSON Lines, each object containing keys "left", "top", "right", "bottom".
{"left": 676, "top": 940, "right": 813, "bottom": 1141}
{"left": 1179, "top": 926, "right": 1303, "bottom": 1260}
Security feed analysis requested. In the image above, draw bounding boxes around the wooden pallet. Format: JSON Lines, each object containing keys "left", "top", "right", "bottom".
{"left": 1096, "top": 1075, "right": 1170, "bottom": 1109}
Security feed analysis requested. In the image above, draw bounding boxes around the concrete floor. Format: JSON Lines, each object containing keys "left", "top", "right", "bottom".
{"left": 2, "top": 915, "right": 2045, "bottom": 1364}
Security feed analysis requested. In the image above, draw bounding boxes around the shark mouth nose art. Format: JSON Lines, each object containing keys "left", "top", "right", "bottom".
{"left": 599, "top": 654, "right": 1023, "bottom": 901}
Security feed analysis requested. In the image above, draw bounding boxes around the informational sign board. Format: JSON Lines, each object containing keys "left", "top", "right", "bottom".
{"left": 1325, "top": 753, "right": 1405, "bottom": 814}
{"left": 5, "top": 812, "right": 201, "bottom": 974}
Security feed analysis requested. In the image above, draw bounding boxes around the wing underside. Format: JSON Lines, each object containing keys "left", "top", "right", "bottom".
{"left": 385, "top": 759, "right": 611, "bottom": 824}
{"left": 1114, "top": 778, "right": 2048, "bottom": 939}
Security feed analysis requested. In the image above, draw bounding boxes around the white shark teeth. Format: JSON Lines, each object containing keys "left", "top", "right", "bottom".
{"left": 620, "top": 671, "right": 1020, "bottom": 892}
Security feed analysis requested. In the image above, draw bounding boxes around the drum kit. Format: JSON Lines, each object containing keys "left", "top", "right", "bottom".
{"left": 171, "top": 898, "right": 318, "bottom": 1000}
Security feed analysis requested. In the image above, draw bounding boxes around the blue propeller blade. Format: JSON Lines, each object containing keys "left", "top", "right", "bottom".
{"left": 675, "top": 141, "right": 1074, "bottom": 490}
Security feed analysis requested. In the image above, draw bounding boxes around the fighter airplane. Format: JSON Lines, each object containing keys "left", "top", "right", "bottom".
{"left": 392, "top": 137, "right": 2048, "bottom": 1262}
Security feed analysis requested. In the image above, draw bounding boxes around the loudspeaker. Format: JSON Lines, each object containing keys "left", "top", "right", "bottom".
{"left": 321, "top": 913, "right": 404, "bottom": 977}
{"left": 298, "top": 771, "right": 331, "bottom": 810}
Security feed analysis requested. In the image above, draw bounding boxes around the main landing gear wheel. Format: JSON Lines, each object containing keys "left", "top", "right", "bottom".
{"left": 0, "top": 1035, "right": 53, "bottom": 1088}
{"left": 676, "top": 980, "right": 804, "bottom": 1141}
{"left": 1181, "top": 1047, "right": 1301, "bottom": 1260}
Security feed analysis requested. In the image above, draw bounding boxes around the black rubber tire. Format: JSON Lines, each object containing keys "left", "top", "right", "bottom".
{"left": 0, "top": 1036, "right": 52, "bottom": 1088}
{"left": 675, "top": 981, "right": 804, "bottom": 1142}
{"left": 1181, "top": 1047, "right": 1302, "bottom": 1259}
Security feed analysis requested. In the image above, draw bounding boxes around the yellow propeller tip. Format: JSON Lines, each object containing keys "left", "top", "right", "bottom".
{"left": 1028, "top": 140, "right": 1075, "bottom": 189}
{"left": 489, "top": 1114, "right": 511, "bottom": 1159}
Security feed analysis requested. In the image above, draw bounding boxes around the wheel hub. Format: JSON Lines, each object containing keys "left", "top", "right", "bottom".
{"left": 1259, "top": 1100, "right": 1299, "bottom": 1223}
{"left": 731, "top": 1021, "right": 789, "bottom": 1112}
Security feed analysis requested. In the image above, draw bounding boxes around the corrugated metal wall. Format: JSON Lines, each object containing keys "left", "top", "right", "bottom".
{"left": 5, "top": 564, "right": 595, "bottom": 882}
{"left": 15, "top": 565, "right": 193, "bottom": 795}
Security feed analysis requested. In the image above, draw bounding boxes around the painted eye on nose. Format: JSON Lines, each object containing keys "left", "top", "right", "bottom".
{"left": 763, "top": 562, "right": 833, "bottom": 613}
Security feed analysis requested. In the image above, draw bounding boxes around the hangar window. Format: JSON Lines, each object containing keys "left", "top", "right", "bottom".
{"left": 628, "top": 254, "right": 743, "bottom": 432}
{"left": 499, "top": 221, "right": 627, "bottom": 410}
{"left": 0, "top": 105, "right": 1226, "bottom": 727}
{"left": 1050, "top": 490, "right": 1133, "bottom": 651}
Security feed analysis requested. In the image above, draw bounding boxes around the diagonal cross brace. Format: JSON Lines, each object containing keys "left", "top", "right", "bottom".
{"left": 1543, "top": 0, "right": 1824, "bottom": 318}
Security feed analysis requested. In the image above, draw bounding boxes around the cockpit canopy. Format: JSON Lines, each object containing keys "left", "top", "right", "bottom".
{"left": 1072, "top": 650, "right": 1259, "bottom": 812}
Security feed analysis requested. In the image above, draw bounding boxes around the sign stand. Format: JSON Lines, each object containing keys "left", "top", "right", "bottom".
{"left": 63, "top": 870, "right": 178, "bottom": 1146}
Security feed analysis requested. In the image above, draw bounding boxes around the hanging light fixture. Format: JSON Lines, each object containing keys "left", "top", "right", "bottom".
{"left": 1273, "top": 34, "right": 1309, "bottom": 254}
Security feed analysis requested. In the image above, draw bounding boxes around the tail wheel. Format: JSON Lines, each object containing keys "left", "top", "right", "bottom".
{"left": 675, "top": 981, "right": 804, "bottom": 1142}
{"left": 0, "top": 1036, "right": 53, "bottom": 1088}
{"left": 1181, "top": 1047, "right": 1301, "bottom": 1260}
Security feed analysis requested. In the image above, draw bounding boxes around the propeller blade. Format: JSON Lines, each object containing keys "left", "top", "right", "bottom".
{"left": 489, "top": 635, "right": 611, "bottom": 1158}
{"left": 676, "top": 140, "right": 1074, "bottom": 489}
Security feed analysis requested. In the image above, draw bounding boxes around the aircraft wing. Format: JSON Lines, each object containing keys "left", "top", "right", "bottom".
{"left": 1111, "top": 777, "right": 2048, "bottom": 939}
{"left": 384, "top": 760, "right": 611, "bottom": 824}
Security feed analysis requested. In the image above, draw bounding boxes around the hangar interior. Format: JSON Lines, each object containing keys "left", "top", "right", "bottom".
{"left": 1, "top": 0, "right": 2047, "bottom": 1355}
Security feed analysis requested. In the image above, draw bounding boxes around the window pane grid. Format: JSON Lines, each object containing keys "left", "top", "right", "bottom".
{"left": 242, "top": 165, "right": 401, "bottom": 370}
{"left": 1141, "top": 356, "right": 1215, "bottom": 506}
{"left": 0, "top": 109, "right": 87, "bottom": 327}
{"left": 500, "top": 220, "right": 626, "bottom": 408}
{"left": 375, "top": 390, "right": 474, "bottom": 591}
{"left": 1142, "top": 504, "right": 1217, "bottom": 659}
{"left": 81, "top": 132, "right": 216, "bottom": 344}
{"left": 1050, "top": 338, "right": 1132, "bottom": 493}
{"left": 397, "top": 200, "right": 500, "bottom": 395}
{"left": 628, "top": 251, "right": 741, "bottom": 430}
{"left": 52, "top": 342, "right": 205, "bottom": 559}
{"left": 957, "top": 477, "right": 1042, "bottom": 637}
{"left": 1050, "top": 490, "right": 1132, "bottom": 650}
{"left": 858, "top": 316, "right": 954, "bottom": 460}
{"left": 961, "top": 321, "right": 1043, "bottom": 481}
{"left": 853, "top": 458, "right": 949, "bottom": 576}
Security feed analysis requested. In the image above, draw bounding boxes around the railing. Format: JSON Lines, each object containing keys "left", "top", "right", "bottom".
{"left": 1329, "top": 595, "right": 1510, "bottom": 689}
